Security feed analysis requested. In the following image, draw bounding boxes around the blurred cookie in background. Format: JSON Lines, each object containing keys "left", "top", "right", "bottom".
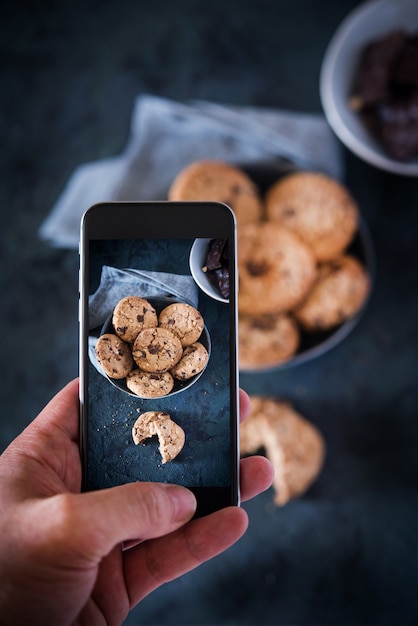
{"left": 168, "top": 159, "right": 263, "bottom": 225}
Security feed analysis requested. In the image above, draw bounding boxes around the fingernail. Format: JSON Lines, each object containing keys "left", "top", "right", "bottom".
{"left": 166, "top": 485, "right": 197, "bottom": 522}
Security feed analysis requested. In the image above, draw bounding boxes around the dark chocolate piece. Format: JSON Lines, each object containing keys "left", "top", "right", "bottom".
{"left": 394, "top": 35, "right": 418, "bottom": 87}
{"left": 204, "top": 238, "right": 230, "bottom": 299}
{"left": 353, "top": 29, "right": 405, "bottom": 106}
{"left": 352, "top": 28, "right": 418, "bottom": 161}
{"left": 207, "top": 266, "right": 229, "bottom": 299}
{"left": 206, "top": 238, "right": 227, "bottom": 271}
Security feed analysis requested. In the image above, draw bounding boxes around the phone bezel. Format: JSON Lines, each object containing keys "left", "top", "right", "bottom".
{"left": 79, "top": 201, "right": 239, "bottom": 517}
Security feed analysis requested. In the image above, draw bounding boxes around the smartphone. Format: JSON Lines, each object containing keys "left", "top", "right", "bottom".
{"left": 79, "top": 201, "right": 239, "bottom": 518}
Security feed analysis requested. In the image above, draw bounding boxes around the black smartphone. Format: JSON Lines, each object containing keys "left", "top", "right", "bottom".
{"left": 79, "top": 201, "right": 239, "bottom": 518}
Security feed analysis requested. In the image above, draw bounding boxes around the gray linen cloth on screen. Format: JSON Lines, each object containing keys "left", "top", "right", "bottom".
{"left": 88, "top": 265, "right": 198, "bottom": 374}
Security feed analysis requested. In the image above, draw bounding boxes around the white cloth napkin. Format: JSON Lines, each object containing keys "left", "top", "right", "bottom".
{"left": 39, "top": 94, "right": 343, "bottom": 249}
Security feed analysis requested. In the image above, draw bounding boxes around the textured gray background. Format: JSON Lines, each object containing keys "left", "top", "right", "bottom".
{"left": 1, "top": 1, "right": 418, "bottom": 624}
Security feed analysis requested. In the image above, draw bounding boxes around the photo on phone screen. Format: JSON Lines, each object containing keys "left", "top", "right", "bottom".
{"left": 79, "top": 202, "right": 239, "bottom": 517}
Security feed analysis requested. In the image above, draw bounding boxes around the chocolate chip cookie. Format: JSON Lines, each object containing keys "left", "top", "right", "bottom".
{"left": 170, "top": 341, "right": 209, "bottom": 380}
{"left": 238, "top": 313, "right": 300, "bottom": 370}
{"left": 132, "top": 327, "right": 183, "bottom": 373}
{"left": 238, "top": 222, "right": 317, "bottom": 316}
{"left": 95, "top": 333, "right": 134, "bottom": 379}
{"left": 168, "top": 159, "right": 262, "bottom": 225}
{"left": 265, "top": 171, "right": 359, "bottom": 261}
{"left": 294, "top": 254, "right": 370, "bottom": 331}
{"left": 132, "top": 410, "right": 185, "bottom": 463}
{"left": 159, "top": 302, "right": 204, "bottom": 347}
{"left": 112, "top": 296, "right": 158, "bottom": 343}
{"left": 126, "top": 369, "right": 175, "bottom": 398}
{"left": 240, "top": 397, "right": 325, "bottom": 505}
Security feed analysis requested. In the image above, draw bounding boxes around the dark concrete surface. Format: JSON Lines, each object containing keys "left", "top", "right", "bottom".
{"left": 1, "top": 1, "right": 418, "bottom": 624}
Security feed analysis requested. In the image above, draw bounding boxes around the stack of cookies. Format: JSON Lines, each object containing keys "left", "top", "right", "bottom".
{"left": 168, "top": 160, "right": 371, "bottom": 370}
{"left": 95, "top": 296, "right": 209, "bottom": 398}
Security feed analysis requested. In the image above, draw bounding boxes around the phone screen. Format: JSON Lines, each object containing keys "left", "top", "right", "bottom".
{"left": 79, "top": 202, "right": 239, "bottom": 517}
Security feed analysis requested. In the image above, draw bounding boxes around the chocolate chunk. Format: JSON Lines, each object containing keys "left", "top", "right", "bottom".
{"left": 353, "top": 29, "right": 405, "bottom": 106}
{"left": 207, "top": 266, "right": 229, "bottom": 299}
{"left": 203, "top": 238, "right": 230, "bottom": 299}
{"left": 394, "top": 35, "right": 418, "bottom": 87}
{"left": 246, "top": 260, "right": 269, "bottom": 276}
{"left": 206, "top": 238, "right": 227, "bottom": 271}
{"left": 251, "top": 316, "right": 277, "bottom": 331}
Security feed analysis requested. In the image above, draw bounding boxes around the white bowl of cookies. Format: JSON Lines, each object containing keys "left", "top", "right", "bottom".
{"left": 95, "top": 295, "right": 211, "bottom": 397}
{"left": 168, "top": 160, "right": 374, "bottom": 372}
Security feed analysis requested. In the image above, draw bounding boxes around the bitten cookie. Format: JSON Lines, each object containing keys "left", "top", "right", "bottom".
{"left": 168, "top": 160, "right": 262, "bottom": 225}
{"left": 240, "top": 397, "right": 325, "bottom": 505}
{"left": 238, "top": 222, "right": 317, "bottom": 316}
{"left": 95, "top": 333, "right": 134, "bottom": 379}
{"left": 132, "top": 411, "right": 185, "bottom": 463}
{"left": 132, "top": 327, "right": 183, "bottom": 373}
{"left": 265, "top": 171, "right": 359, "bottom": 261}
{"left": 170, "top": 341, "right": 209, "bottom": 380}
{"left": 294, "top": 255, "right": 370, "bottom": 331}
{"left": 159, "top": 302, "right": 204, "bottom": 347}
{"left": 112, "top": 296, "right": 158, "bottom": 343}
{"left": 126, "top": 369, "right": 174, "bottom": 398}
{"left": 238, "top": 313, "right": 300, "bottom": 370}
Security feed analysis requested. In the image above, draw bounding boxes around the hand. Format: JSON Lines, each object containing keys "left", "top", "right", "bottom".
{"left": 0, "top": 379, "right": 273, "bottom": 626}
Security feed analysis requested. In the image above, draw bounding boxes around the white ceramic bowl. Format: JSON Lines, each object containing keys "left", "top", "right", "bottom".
{"left": 189, "top": 238, "right": 229, "bottom": 303}
{"left": 320, "top": 0, "right": 418, "bottom": 176}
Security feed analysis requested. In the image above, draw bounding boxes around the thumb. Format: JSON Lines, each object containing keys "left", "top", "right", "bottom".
{"left": 22, "top": 482, "right": 197, "bottom": 566}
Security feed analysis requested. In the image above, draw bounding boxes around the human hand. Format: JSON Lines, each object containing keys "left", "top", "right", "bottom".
{"left": 0, "top": 379, "right": 273, "bottom": 626}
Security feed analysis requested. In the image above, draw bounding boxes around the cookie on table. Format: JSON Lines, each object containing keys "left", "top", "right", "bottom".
{"left": 112, "top": 296, "right": 158, "bottom": 343}
{"left": 240, "top": 397, "right": 325, "bottom": 505}
{"left": 132, "top": 327, "right": 183, "bottom": 373}
{"left": 126, "top": 369, "right": 174, "bottom": 398}
{"left": 159, "top": 302, "right": 204, "bottom": 347}
{"left": 265, "top": 171, "right": 359, "bottom": 261}
{"left": 238, "top": 222, "right": 317, "bottom": 316}
{"left": 168, "top": 160, "right": 262, "bottom": 225}
{"left": 132, "top": 411, "right": 185, "bottom": 464}
{"left": 238, "top": 313, "right": 300, "bottom": 370}
{"left": 170, "top": 341, "right": 209, "bottom": 380}
{"left": 95, "top": 333, "right": 134, "bottom": 379}
{"left": 294, "top": 254, "right": 370, "bottom": 332}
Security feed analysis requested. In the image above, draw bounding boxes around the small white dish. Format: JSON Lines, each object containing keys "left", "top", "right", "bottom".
{"left": 320, "top": 0, "right": 418, "bottom": 176}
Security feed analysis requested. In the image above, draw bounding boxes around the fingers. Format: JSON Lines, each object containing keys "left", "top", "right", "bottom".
{"left": 239, "top": 455, "right": 274, "bottom": 502}
{"left": 124, "top": 505, "right": 249, "bottom": 605}
{"left": 31, "top": 378, "right": 80, "bottom": 442}
{"left": 23, "top": 482, "right": 197, "bottom": 566}
{"left": 238, "top": 389, "right": 274, "bottom": 500}
{"left": 239, "top": 388, "right": 251, "bottom": 423}
{"left": 122, "top": 454, "right": 273, "bottom": 608}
